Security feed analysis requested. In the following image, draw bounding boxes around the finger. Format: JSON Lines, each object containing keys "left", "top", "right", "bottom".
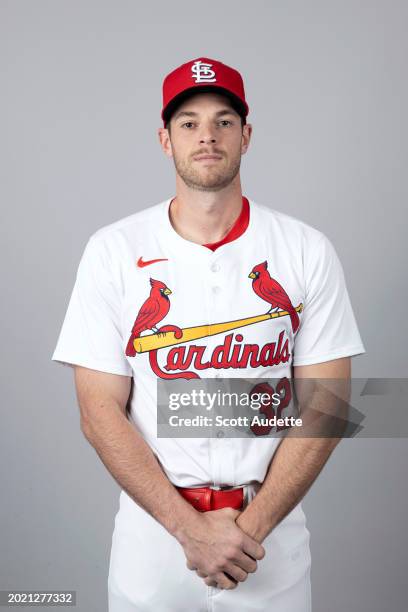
{"left": 204, "top": 576, "right": 219, "bottom": 588}
{"left": 214, "top": 571, "right": 238, "bottom": 590}
{"left": 223, "top": 562, "right": 248, "bottom": 583}
{"left": 204, "top": 572, "right": 237, "bottom": 590}
{"left": 218, "top": 507, "right": 241, "bottom": 520}
{"left": 195, "top": 569, "right": 208, "bottom": 578}
{"left": 186, "top": 560, "right": 197, "bottom": 571}
{"left": 242, "top": 537, "right": 266, "bottom": 561}
{"left": 232, "top": 551, "right": 258, "bottom": 573}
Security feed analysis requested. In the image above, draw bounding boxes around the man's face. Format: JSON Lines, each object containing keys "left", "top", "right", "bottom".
{"left": 159, "top": 92, "right": 252, "bottom": 192}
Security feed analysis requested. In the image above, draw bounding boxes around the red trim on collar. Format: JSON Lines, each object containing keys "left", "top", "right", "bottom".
{"left": 203, "top": 196, "right": 250, "bottom": 251}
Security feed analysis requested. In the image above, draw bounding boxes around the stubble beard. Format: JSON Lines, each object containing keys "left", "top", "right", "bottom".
{"left": 172, "top": 150, "right": 242, "bottom": 192}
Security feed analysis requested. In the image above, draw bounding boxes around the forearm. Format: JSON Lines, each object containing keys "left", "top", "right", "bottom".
{"left": 81, "top": 399, "right": 198, "bottom": 540}
{"left": 237, "top": 373, "right": 350, "bottom": 542}
{"left": 236, "top": 436, "right": 338, "bottom": 542}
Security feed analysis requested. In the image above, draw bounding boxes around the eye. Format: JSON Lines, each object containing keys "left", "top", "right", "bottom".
{"left": 181, "top": 122, "right": 195, "bottom": 128}
{"left": 219, "top": 120, "right": 232, "bottom": 126}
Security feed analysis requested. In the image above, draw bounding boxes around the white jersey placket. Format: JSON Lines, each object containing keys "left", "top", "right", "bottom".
{"left": 157, "top": 197, "right": 259, "bottom": 489}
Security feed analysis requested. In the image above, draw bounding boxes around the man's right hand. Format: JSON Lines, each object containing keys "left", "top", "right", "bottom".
{"left": 176, "top": 507, "right": 265, "bottom": 590}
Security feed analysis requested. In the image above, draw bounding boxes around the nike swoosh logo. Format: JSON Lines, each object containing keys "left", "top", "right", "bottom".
{"left": 137, "top": 256, "right": 168, "bottom": 268}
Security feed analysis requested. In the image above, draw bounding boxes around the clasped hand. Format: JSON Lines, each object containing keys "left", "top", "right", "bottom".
{"left": 179, "top": 507, "right": 265, "bottom": 590}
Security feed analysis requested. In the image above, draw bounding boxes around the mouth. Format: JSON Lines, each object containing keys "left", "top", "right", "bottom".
{"left": 193, "top": 155, "right": 223, "bottom": 162}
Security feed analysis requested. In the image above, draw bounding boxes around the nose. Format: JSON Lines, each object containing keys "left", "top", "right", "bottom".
{"left": 198, "top": 122, "right": 217, "bottom": 145}
{"left": 199, "top": 134, "right": 216, "bottom": 144}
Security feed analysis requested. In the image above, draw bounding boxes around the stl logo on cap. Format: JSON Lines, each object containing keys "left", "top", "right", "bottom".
{"left": 161, "top": 57, "right": 249, "bottom": 125}
{"left": 191, "top": 60, "right": 217, "bottom": 83}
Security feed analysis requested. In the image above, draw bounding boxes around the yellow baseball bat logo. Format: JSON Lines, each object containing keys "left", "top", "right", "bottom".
{"left": 133, "top": 304, "right": 303, "bottom": 354}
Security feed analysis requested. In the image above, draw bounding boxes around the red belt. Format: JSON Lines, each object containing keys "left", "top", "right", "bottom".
{"left": 176, "top": 486, "right": 244, "bottom": 512}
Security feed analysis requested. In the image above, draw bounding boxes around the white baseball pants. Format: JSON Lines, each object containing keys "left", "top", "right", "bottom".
{"left": 108, "top": 486, "right": 312, "bottom": 612}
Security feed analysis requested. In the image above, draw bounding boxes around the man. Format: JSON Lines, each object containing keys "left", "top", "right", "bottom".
{"left": 52, "top": 57, "right": 366, "bottom": 611}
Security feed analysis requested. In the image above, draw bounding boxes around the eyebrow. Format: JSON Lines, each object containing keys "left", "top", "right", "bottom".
{"left": 173, "top": 109, "right": 237, "bottom": 121}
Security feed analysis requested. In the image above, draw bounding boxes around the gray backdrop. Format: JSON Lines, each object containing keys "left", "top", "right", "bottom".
{"left": 1, "top": 1, "right": 407, "bottom": 611}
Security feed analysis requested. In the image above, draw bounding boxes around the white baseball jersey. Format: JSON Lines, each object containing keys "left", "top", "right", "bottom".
{"left": 52, "top": 195, "right": 365, "bottom": 484}
{"left": 51, "top": 195, "right": 365, "bottom": 611}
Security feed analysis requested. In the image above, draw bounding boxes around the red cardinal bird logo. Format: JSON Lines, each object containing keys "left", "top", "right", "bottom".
{"left": 248, "top": 261, "right": 300, "bottom": 334}
{"left": 125, "top": 278, "right": 172, "bottom": 357}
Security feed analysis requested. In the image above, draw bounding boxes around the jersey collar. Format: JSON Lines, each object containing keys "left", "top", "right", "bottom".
{"left": 159, "top": 195, "right": 256, "bottom": 259}
{"left": 202, "top": 197, "right": 250, "bottom": 251}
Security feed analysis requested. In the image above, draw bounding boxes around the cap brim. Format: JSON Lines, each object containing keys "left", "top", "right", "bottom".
{"left": 162, "top": 85, "right": 248, "bottom": 124}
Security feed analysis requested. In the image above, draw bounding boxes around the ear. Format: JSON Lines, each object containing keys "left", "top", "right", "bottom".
{"left": 158, "top": 127, "right": 173, "bottom": 158}
{"left": 241, "top": 123, "right": 252, "bottom": 155}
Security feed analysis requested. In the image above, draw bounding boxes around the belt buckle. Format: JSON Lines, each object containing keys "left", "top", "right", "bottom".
{"left": 210, "top": 484, "right": 241, "bottom": 491}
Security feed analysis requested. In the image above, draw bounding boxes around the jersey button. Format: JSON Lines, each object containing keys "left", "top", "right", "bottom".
{"left": 212, "top": 286, "right": 221, "bottom": 294}
{"left": 210, "top": 262, "right": 220, "bottom": 273}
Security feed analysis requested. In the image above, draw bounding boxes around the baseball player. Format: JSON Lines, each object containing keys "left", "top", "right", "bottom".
{"left": 52, "top": 57, "right": 366, "bottom": 611}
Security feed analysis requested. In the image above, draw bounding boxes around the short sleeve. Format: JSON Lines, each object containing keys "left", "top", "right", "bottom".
{"left": 293, "top": 233, "right": 366, "bottom": 366}
{"left": 51, "top": 236, "right": 133, "bottom": 376}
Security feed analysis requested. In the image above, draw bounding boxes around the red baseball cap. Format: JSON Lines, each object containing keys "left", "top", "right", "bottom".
{"left": 161, "top": 57, "right": 249, "bottom": 126}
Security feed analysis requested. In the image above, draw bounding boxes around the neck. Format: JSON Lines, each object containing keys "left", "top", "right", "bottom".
{"left": 169, "top": 176, "right": 244, "bottom": 245}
